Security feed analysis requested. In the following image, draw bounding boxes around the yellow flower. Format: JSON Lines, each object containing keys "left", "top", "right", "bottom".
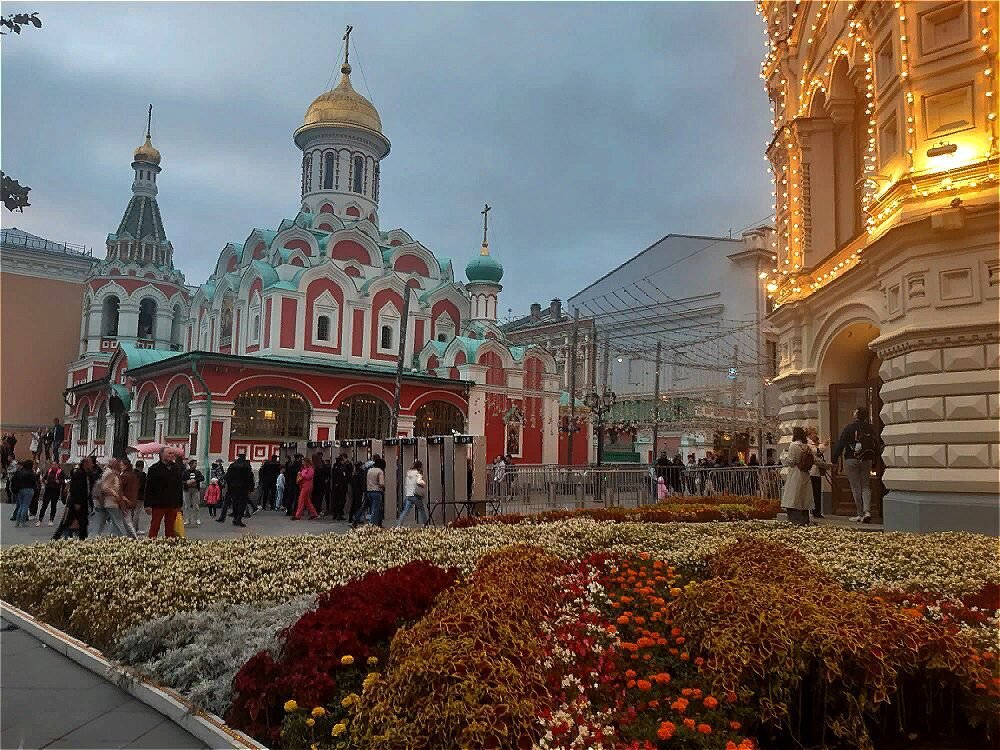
{"left": 283, "top": 699, "right": 298, "bottom": 713}
{"left": 332, "top": 722, "right": 348, "bottom": 737}
{"left": 341, "top": 692, "right": 360, "bottom": 708}
{"left": 311, "top": 706, "right": 326, "bottom": 718}
{"left": 340, "top": 654, "right": 354, "bottom": 666}
{"left": 362, "top": 672, "right": 380, "bottom": 690}
{"left": 367, "top": 655, "right": 379, "bottom": 666}
{"left": 310, "top": 744, "right": 318, "bottom": 750}
{"left": 306, "top": 718, "right": 315, "bottom": 727}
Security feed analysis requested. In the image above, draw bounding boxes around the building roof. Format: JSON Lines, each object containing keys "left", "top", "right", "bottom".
{"left": 1, "top": 227, "right": 94, "bottom": 258}
{"left": 117, "top": 342, "right": 185, "bottom": 369}
{"left": 111, "top": 194, "right": 167, "bottom": 244}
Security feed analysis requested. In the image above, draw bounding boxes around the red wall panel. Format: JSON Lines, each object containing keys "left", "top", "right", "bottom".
{"left": 279, "top": 298, "right": 297, "bottom": 349}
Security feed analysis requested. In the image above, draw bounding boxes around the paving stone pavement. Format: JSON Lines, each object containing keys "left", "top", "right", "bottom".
{"left": 0, "top": 619, "right": 208, "bottom": 750}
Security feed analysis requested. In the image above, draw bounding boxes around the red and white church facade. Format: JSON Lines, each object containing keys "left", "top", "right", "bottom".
{"left": 64, "top": 50, "right": 588, "bottom": 467}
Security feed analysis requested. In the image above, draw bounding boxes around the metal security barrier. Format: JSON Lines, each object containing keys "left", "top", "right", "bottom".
{"left": 486, "top": 466, "right": 657, "bottom": 515}
{"left": 680, "top": 466, "right": 783, "bottom": 501}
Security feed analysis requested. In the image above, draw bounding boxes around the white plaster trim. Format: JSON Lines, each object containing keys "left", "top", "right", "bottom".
{"left": 0, "top": 600, "right": 265, "bottom": 750}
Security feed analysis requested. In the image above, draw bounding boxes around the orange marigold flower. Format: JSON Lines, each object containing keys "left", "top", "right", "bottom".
{"left": 691, "top": 688, "right": 702, "bottom": 699}
{"left": 670, "top": 587, "right": 682, "bottom": 597}
{"left": 703, "top": 696, "right": 719, "bottom": 709}
{"left": 638, "top": 552, "right": 650, "bottom": 560}
{"left": 636, "top": 679, "right": 652, "bottom": 691}
{"left": 681, "top": 688, "right": 693, "bottom": 697}
{"left": 634, "top": 616, "right": 646, "bottom": 625}
{"left": 729, "top": 721, "right": 742, "bottom": 731}
{"left": 726, "top": 691, "right": 738, "bottom": 703}
{"left": 675, "top": 636, "right": 686, "bottom": 645}
{"left": 683, "top": 718, "right": 696, "bottom": 730}
{"left": 983, "top": 651, "right": 995, "bottom": 661}
{"left": 637, "top": 637, "right": 655, "bottom": 648}
{"left": 695, "top": 656, "right": 705, "bottom": 666}
{"left": 649, "top": 699, "right": 660, "bottom": 709}
{"left": 698, "top": 723, "right": 712, "bottom": 735}
{"left": 671, "top": 627, "right": 681, "bottom": 637}
{"left": 671, "top": 698, "right": 689, "bottom": 713}
{"left": 617, "top": 615, "right": 630, "bottom": 624}
{"left": 657, "top": 721, "right": 676, "bottom": 740}
{"left": 625, "top": 669, "right": 637, "bottom": 678}
{"left": 680, "top": 652, "right": 690, "bottom": 661}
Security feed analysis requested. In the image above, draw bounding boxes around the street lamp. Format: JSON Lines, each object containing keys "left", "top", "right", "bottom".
{"left": 585, "top": 387, "right": 617, "bottom": 467}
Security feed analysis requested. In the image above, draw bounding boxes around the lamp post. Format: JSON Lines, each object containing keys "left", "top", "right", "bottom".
{"left": 585, "top": 387, "right": 617, "bottom": 467}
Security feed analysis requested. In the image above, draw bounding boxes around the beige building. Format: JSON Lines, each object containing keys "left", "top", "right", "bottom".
{"left": 759, "top": 0, "right": 998, "bottom": 532}
{"left": 0, "top": 228, "right": 97, "bottom": 457}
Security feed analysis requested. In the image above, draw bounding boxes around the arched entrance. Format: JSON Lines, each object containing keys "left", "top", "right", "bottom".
{"left": 336, "top": 394, "right": 391, "bottom": 440}
{"left": 817, "top": 321, "right": 884, "bottom": 518}
{"left": 414, "top": 400, "right": 465, "bottom": 437}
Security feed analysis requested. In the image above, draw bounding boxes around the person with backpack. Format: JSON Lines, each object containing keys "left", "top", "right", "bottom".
{"left": 37, "top": 462, "right": 67, "bottom": 526}
{"left": 396, "top": 459, "right": 428, "bottom": 528}
{"left": 780, "top": 427, "right": 814, "bottom": 526}
{"left": 832, "top": 406, "right": 879, "bottom": 523}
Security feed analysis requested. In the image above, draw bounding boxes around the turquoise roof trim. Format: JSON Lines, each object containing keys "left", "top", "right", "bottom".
{"left": 119, "top": 342, "right": 185, "bottom": 370}
{"left": 508, "top": 345, "right": 527, "bottom": 362}
{"left": 249, "top": 260, "right": 279, "bottom": 290}
{"left": 451, "top": 336, "right": 483, "bottom": 362}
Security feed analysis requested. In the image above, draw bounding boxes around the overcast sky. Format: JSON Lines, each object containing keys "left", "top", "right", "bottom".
{"left": 2, "top": 1, "right": 773, "bottom": 316}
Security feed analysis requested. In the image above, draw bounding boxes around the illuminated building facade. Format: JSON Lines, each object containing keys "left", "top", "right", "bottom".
{"left": 758, "top": 0, "right": 998, "bottom": 532}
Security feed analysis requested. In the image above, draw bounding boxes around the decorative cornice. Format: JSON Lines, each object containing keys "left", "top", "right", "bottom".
{"left": 0, "top": 246, "right": 96, "bottom": 282}
{"left": 871, "top": 323, "right": 1000, "bottom": 360}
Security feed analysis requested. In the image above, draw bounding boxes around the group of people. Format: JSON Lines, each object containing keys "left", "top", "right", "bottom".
{"left": 780, "top": 407, "right": 879, "bottom": 526}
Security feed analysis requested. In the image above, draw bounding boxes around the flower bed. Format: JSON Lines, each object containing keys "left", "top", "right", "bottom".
{"left": 450, "top": 496, "right": 780, "bottom": 528}
{"left": 2, "top": 521, "right": 998, "bottom": 749}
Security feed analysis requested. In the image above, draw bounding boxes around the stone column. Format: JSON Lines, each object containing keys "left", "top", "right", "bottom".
{"left": 118, "top": 302, "right": 140, "bottom": 344}
{"left": 154, "top": 406, "right": 169, "bottom": 445}
{"left": 86, "top": 302, "right": 104, "bottom": 354}
{"left": 154, "top": 308, "right": 174, "bottom": 350}
{"left": 309, "top": 408, "right": 339, "bottom": 441}
{"left": 395, "top": 414, "right": 416, "bottom": 437}
{"left": 188, "top": 401, "right": 212, "bottom": 463}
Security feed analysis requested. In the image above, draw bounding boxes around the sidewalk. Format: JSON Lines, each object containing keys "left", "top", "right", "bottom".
{"left": 0, "top": 618, "right": 207, "bottom": 750}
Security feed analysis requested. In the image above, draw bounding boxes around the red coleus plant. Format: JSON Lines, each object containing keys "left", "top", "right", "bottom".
{"left": 227, "top": 560, "right": 458, "bottom": 746}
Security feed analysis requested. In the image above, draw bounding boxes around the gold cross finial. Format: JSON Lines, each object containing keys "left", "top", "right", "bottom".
{"left": 343, "top": 25, "right": 353, "bottom": 67}
{"left": 481, "top": 203, "right": 491, "bottom": 246}
{"left": 146, "top": 104, "right": 153, "bottom": 139}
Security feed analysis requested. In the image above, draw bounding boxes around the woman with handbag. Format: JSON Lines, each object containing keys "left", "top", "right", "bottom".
{"left": 396, "top": 460, "right": 428, "bottom": 528}
{"left": 780, "top": 427, "right": 814, "bottom": 526}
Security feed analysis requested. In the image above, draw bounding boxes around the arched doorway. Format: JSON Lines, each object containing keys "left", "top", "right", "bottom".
{"left": 818, "top": 321, "right": 883, "bottom": 518}
{"left": 336, "top": 394, "right": 391, "bottom": 439}
{"left": 231, "top": 388, "right": 310, "bottom": 442}
{"left": 414, "top": 401, "right": 465, "bottom": 437}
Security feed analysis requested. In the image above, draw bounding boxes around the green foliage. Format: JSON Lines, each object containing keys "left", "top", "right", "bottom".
{"left": 1, "top": 12, "right": 41, "bottom": 35}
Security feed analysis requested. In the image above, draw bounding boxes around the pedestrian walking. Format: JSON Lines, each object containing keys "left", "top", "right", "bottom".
{"left": 117, "top": 459, "right": 141, "bottom": 538}
{"left": 37, "top": 462, "right": 67, "bottom": 526}
{"left": 204, "top": 477, "right": 222, "bottom": 517}
{"left": 183, "top": 459, "right": 205, "bottom": 526}
{"left": 293, "top": 455, "right": 319, "bottom": 520}
{"left": 93, "top": 459, "right": 135, "bottom": 537}
{"left": 806, "top": 427, "right": 830, "bottom": 519}
{"left": 350, "top": 458, "right": 375, "bottom": 528}
{"left": 284, "top": 455, "right": 302, "bottom": 515}
{"left": 131, "top": 460, "right": 147, "bottom": 534}
{"left": 330, "top": 454, "right": 349, "bottom": 520}
{"left": 275, "top": 470, "right": 286, "bottom": 514}
{"left": 395, "top": 460, "right": 427, "bottom": 527}
{"left": 50, "top": 418, "right": 65, "bottom": 465}
{"left": 53, "top": 458, "right": 93, "bottom": 540}
{"left": 29, "top": 429, "right": 43, "bottom": 463}
{"left": 780, "top": 427, "right": 814, "bottom": 526}
{"left": 365, "top": 455, "right": 386, "bottom": 528}
{"left": 312, "top": 453, "right": 330, "bottom": 516}
{"left": 832, "top": 406, "right": 879, "bottom": 523}
{"left": 258, "top": 455, "right": 280, "bottom": 511}
{"left": 145, "top": 447, "right": 184, "bottom": 538}
{"left": 224, "top": 453, "right": 254, "bottom": 527}
{"left": 10, "top": 460, "right": 38, "bottom": 527}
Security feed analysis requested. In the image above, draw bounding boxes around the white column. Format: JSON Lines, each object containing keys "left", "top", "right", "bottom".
{"left": 542, "top": 393, "right": 558, "bottom": 464}
{"left": 87, "top": 303, "right": 104, "bottom": 354}
{"left": 396, "top": 414, "right": 416, "bottom": 437}
{"left": 154, "top": 308, "right": 173, "bottom": 349}
{"left": 309, "top": 408, "right": 339, "bottom": 440}
{"left": 154, "top": 406, "right": 169, "bottom": 444}
{"left": 118, "top": 302, "right": 140, "bottom": 344}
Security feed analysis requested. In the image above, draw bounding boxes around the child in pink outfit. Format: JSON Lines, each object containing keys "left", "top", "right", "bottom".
{"left": 293, "top": 457, "right": 319, "bottom": 520}
{"left": 204, "top": 477, "right": 222, "bottom": 518}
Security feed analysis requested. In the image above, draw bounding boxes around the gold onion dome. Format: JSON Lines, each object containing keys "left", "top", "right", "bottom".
{"left": 133, "top": 134, "right": 161, "bottom": 166}
{"left": 301, "top": 63, "right": 382, "bottom": 134}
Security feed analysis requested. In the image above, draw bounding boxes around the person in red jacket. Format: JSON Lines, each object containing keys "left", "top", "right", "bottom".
{"left": 204, "top": 477, "right": 222, "bottom": 517}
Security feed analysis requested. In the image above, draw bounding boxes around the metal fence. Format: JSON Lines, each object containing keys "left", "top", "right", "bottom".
{"left": 484, "top": 465, "right": 784, "bottom": 515}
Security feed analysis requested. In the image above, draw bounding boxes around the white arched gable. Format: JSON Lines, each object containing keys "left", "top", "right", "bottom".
{"left": 212, "top": 244, "right": 242, "bottom": 278}
{"left": 298, "top": 265, "right": 362, "bottom": 308}
{"left": 361, "top": 272, "right": 409, "bottom": 301}
{"left": 352, "top": 217, "right": 380, "bottom": 242}
{"left": 130, "top": 283, "right": 171, "bottom": 308}
{"left": 388, "top": 243, "right": 441, "bottom": 280}
{"left": 523, "top": 346, "right": 559, "bottom": 375}
{"left": 271, "top": 246, "right": 311, "bottom": 268}
{"left": 211, "top": 276, "right": 240, "bottom": 313}
{"left": 327, "top": 227, "right": 382, "bottom": 267}
{"left": 421, "top": 284, "right": 472, "bottom": 319}
{"left": 312, "top": 212, "right": 344, "bottom": 232}
{"left": 90, "top": 281, "right": 130, "bottom": 306}
{"left": 385, "top": 228, "right": 414, "bottom": 246}
{"left": 474, "top": 339, "right": 516, "bottom": 370}
{"left": 273, "top": 225, "right": 320, "bottom": 257}
{"left": 239, "top": 231, "right": 273, "bottom": 266}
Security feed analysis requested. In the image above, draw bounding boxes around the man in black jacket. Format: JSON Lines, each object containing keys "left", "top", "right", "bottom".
{"left": 313, "top": 453, "right": 331, "bottom": 516}
{"left": 145, "top": 447, "right": 184, "bottom": 537}
{"left": 331, "top": 454, "right": 350, "bottom": 520}
{"left": 53, "top": 458, "right": 92, "bottom": 539}
{"left": 284, "top": 454, "right": 302, "bottom": 516}
{"left": 225, "top": 453, "right": 255, "bottom": 527}
{"left": 258, "top": 455, "right": 280, "bottom": 510}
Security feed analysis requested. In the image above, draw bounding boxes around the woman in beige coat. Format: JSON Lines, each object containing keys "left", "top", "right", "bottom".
{"left": 781, "top": 427, "right": 814, "bottom": 526}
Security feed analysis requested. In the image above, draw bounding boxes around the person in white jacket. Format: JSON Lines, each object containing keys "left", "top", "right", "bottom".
{"left": 781, "top": 427, "right": 814, "bottom": 526}
{"left": 395, "top": 460, "right": 427, "bottom": 528}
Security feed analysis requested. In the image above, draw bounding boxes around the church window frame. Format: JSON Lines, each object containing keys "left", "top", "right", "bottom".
{"left": 248, "top": 293, "right": 262, "bottom": 347}
{"left": 323, "top": 152, "right": 336, "bottom": 190}
{"left": 231, "top": 387, "right": 310, "bottom": 441}
{"left": 335, "top": 394, "right": 391, "bottom": 440}
{"left": 139, "top": 393, "right": 156, "bottom": 440}
{"left": 167, "top": 385, "right": 192, "bottom": 438}
{"left": 377, "top": 306, "right": 400, "bottom": 354}
{"left": 79, "top": 403, "right": 90, "bottom": 442}
{"left": 102, "top": 296, "right": 121, "bottom": 337}
{"left": 352, "top": 155, "right": 364, "bottom": 194}
{"left": 310, "top": 291, "right": 340, "bottom": 348}
{"left": 373, "top": 163, "right": 380, "bottom": 202}
{"left": 95, "top": 401, "right": 108, "bottom": 441}
{"left": 137, "top": 298, "right": 157, "bottom": 340}
{"left": 433, "top": 313, "right": 455, "bottom": 344}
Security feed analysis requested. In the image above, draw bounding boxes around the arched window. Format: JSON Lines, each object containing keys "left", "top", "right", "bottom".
{"left": 323, "top": 153, "right": 335, "bottom": 190}
{"left": 102, "top": 296, "right": 120, "bottom": 336}
{"left": 302, "top": 154, "right": 312, "bottom": 195}
{"left": 220, "top": 296, "right": 234, "bottom": 345}
{"left": 248, "top": 294, "right": 262, "bottom": 346}
{"left": 95, "top": 401, "right": 107, "bottom": 440}
{"left": 170, "top": 304, "right": 184, "bottom": 350}
{"left": 231, "top": 388, "right": 310, "bottom": 440}
{"left": 138, "top": 298, "right": 157, "bottom": 339}
{"left": 167, "top": 386, "right": 192, "bottom": 437}
{"left": 437, "top": 333, "right": 448, "bottom": 343}
{"left": 373, "top": 163, "right": 380, "bottom": 201}
{"left": 336, "top": 394, "right": 391, "bottom": 440}
{"left": 79, "top": 403, "right": 90, "bottom": 442}
{"left": 414, "top": 401, "right": 465, "bottom": 437}
{"left": 352, "top": 155, "right": 364, "bottom": 193}
{"left": 380, "top": 324, "right": 393, "bottom": 350}
{"left": 316, "top": 315, "right": 331, "bottom": 341}
{"left": 480, "top": 350, "right": 505, "bottom": 386}
{"left": 139, "top": 393, "right": 156, "bottom": 439}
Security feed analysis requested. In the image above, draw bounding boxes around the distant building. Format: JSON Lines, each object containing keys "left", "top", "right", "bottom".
{"left": 569, "top": 230, "right": 778, "bottom": 464}
{"left": 0, "top": 228, "right": 97, "bottom": 457}
{"left": 502, "top": 298, "right": 597, "bottom": 464}
{"left": 759, "top": 0, "right": 999, "bottom": 532}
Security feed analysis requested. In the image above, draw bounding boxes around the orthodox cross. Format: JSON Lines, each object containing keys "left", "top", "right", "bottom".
{"left": 343, "top": 25, "right": 353, "bottom": 66}
{"left": 481, "top": 203, "right": 491, "bottom": 245}
{"left": 146, "top": 104, "right": 153, "bottom": 139}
